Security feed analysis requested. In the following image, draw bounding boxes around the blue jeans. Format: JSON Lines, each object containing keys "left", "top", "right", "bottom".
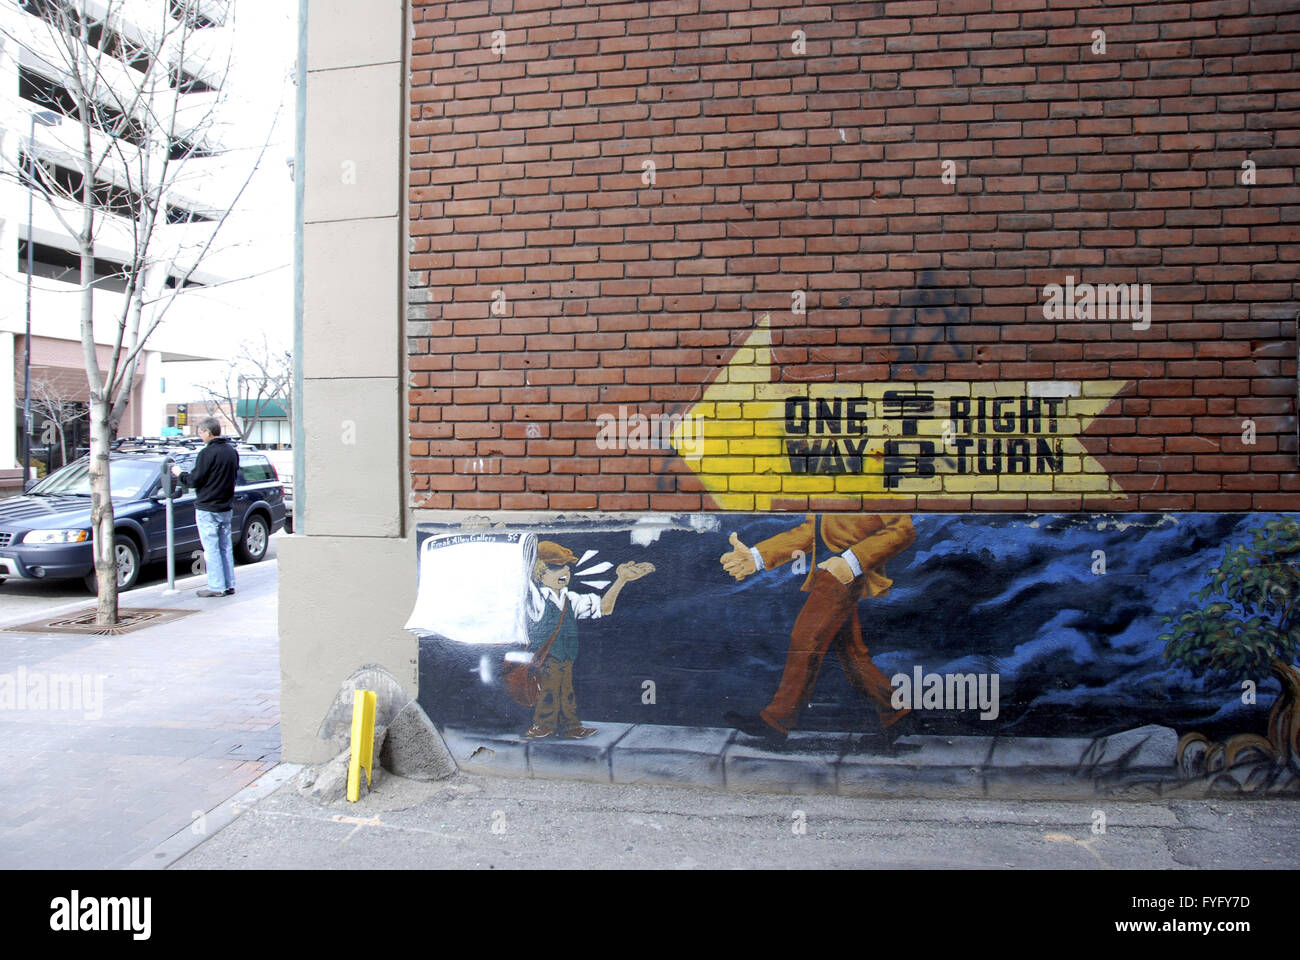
{"left": 196, "top": 509, "right": 235, "bottom": 592}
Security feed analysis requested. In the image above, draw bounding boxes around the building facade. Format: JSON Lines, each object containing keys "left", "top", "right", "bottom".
{"left": 285, "top": 1, "right": 1300, "bottom": 795}
{"left": 163, "top": 396, "right": 291, "bottom": 446}
{"left": 0, "top": 0, "right": 234, "bottom": 482}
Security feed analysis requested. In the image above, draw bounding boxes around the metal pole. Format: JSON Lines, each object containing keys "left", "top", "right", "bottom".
{"left": 22, "top": 114, "right": 35, "bottom": 491}
{"left": 162, "top": 457, "right": 177, "bottom": 595}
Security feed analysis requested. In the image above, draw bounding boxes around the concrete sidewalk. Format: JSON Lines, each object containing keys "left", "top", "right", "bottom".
{"left": 163, "top": 708, "right": 1300, "bottom": 870}
{"left": 169, "top": 766, "right": 1300, "bottom": 870}
{"left": 0, "top": 561, "right": 280, "bottom": 869}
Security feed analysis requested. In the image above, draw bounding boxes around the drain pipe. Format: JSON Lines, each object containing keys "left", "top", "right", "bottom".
{"left": 292, "top": 0, "right": 307, "bottom": 531}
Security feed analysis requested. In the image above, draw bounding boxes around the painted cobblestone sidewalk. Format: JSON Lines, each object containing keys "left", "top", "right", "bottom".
{"left": 0, "top": 557, "right": 280, "bottom": 869}
{"left": 438, "top": 722, "right": 1294, "bottom": 800}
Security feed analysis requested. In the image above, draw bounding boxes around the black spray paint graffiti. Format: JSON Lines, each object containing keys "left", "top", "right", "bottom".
{"left": 885, "top": 275, "right": 975, "bottom": 378}
{"left": 882, "top": 277, "right": 978, "bottom": 475}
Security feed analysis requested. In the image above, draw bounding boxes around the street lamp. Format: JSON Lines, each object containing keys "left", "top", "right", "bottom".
{"left": 22, "top": 109, "right": 62, "bottom": 491}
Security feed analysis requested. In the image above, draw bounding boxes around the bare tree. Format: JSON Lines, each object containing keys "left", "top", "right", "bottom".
{"left": 1, "top": 0, "right": 279, "bottom": 623}
{"left": 28, "top": 370, "right": 88, "bottom": 467}
{"left": 197, "top": 332, "right": 291, "bottom": 442}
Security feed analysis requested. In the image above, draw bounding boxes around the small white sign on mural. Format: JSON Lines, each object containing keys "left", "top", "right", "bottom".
{"left": 404, "top": 532, "right": 537, "bottom": 645}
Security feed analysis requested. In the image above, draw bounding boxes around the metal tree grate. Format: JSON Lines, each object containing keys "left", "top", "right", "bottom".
{"left": 3, "top": 607, "right": 198, "bottom": 636}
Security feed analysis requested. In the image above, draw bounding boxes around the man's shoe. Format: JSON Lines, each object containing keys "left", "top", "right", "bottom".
{"left": 878, "top": 708, "right": 914, "bottom": 746}
{"left": 224, "top": 588, "right": 235, "bottom": 595}
{"left": 561, "top": 726, "right": 598, "bottom": 739}
{"left": 196, "top": 588, "right": 227, "bottom": 598}
{"left": 524, "top": 725, "right": 554, "bottom": 739}
{"left": 880, "top": 706, "right": 912, "bottom": 729}
{"left": 725, "top": 710, "right": 786, "bottom": 740}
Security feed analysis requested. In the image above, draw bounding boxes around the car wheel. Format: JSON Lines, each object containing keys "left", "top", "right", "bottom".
{"left": 84, "top": 535, "right": 141, "bottom": 593}
{"left": 283, "top": 514, "right": 293, "bottom": 534}
{"left": 235, "top": 514, "right": 269, "bottom": 564}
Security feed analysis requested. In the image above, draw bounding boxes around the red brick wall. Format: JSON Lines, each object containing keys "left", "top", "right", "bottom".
{"left": 406, "top": 0, "right": 1300, "bottom": 513}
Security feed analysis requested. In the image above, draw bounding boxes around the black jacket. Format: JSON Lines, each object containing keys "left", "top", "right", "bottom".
{"left": 179, "top": 437, "right": 240, "bottom": 512}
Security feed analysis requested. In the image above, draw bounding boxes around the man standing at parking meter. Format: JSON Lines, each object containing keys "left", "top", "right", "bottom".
{"left": 171, "top": 417, "right": 240, "bottom": 597}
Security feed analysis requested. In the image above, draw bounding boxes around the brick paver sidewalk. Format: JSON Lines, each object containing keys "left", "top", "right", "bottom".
{"left": 0, "top": 561, "right": 280, "bottom": 868}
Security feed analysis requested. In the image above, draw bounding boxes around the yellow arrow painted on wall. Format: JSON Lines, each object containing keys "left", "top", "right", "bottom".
{"left": 668, "top": 318, "right": 1128, "bottom": 510}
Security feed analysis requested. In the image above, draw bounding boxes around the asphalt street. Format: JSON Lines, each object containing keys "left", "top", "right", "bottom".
{"left": 0, "top": 531, "right": 285, "bottom": 619}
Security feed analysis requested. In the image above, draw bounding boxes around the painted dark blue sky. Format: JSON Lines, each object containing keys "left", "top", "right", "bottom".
{"left": 417, "top": 513, "right": 1292, "bottom": 738}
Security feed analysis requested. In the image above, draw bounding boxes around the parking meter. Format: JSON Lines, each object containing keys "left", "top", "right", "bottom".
{"left": 160, "top": 457, "right": 177, "bottom": 593}
{"left": 160, "top": 457, "right": 175, "bottom": 499}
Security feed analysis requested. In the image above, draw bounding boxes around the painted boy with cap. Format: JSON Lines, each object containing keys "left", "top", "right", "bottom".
{"left": 524, "top": 540, "right": 654, "bottom": 739}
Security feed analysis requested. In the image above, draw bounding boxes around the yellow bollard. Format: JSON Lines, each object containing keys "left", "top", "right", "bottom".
{"left": 346, "top": 689, "right": 378, "bottom": 802}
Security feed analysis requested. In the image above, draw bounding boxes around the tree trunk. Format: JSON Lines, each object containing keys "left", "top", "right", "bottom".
{"left": 89, "top": 396, "right": 118, "bottom": 625}
{"left": 1266, "top": 659, "right": 1300, "bottom": 769}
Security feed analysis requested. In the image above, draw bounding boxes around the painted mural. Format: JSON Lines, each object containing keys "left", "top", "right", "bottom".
{"left": 408, "top": 513, "right": 1300, "bottom": 795}
{"left": 664, "top": 319, "right": 1128, "bottom": 509}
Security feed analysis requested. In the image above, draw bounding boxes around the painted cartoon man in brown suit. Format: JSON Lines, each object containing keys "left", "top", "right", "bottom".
{"left": 720, "top": 514, "right": 916, "bottom": 739}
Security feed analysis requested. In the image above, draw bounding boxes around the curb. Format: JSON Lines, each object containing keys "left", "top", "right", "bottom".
{"left": 0, "top": 554, "right": 280, "bottom": 632}
{"left": 125, "top": 762, "right": 303, "bottom": 870}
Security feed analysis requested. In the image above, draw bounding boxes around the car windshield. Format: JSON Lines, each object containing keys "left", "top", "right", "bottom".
{"left": 29, "top": 458, "right": 164, "bottom": 499}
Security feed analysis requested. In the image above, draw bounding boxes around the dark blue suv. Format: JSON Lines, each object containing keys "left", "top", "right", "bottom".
{"left": 0, "top": 440, "right": 286, "bottom": 593}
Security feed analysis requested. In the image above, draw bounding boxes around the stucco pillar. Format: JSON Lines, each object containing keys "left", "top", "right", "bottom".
{"left": 278, "top": 0, "right": 413, "bottom": 763}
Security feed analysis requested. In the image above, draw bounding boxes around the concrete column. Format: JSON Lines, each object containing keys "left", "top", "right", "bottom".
{"left": 0, "top": 332, "right": 14, "bottom": 468}
{"left": 279, "top": 0, "right": 412, "bottom": 763}
{"left": 139, "top": 350, "right": 163, "bottom": 437}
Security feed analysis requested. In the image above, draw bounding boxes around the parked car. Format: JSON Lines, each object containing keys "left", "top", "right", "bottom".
{"left": 0, "top": 439, "right": 286, "bottom": 593}
{"left": 261, "top": 448, "right": 294, "bottom": 533}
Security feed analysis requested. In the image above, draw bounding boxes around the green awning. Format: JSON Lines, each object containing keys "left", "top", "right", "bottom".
{"left": 236, "top": 398, "right": 290, "bottom": 419}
